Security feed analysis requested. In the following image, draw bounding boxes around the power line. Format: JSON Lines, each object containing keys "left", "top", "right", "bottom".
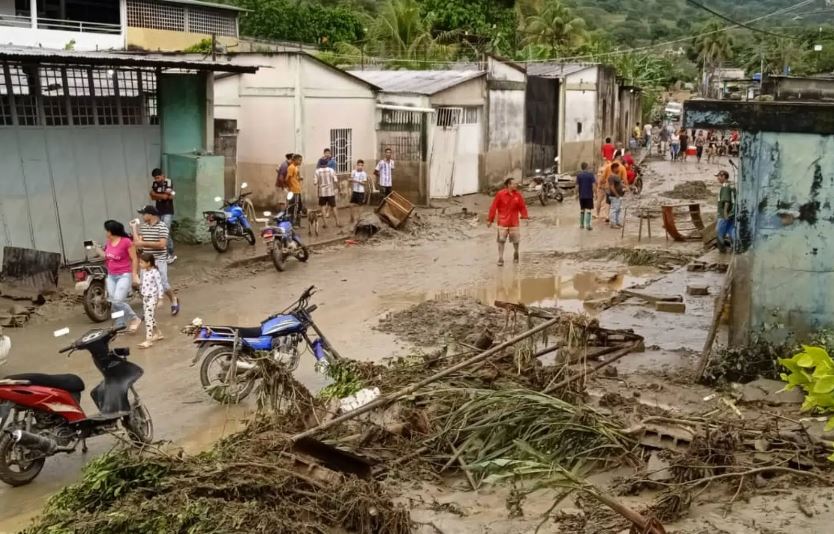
{"left": 685, "top": 0, "right": 799, "bottom": 39}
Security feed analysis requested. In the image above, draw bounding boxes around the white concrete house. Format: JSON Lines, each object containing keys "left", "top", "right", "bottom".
{"left": 349, "top": 56, "right": 525, "bottom": 202}
{"left": 211, "top": 52, "right": 379, "bottom": 207}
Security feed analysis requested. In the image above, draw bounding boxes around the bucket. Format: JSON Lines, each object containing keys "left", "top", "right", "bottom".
{"left": 687, "top": 146, "right": 697, "bottom": 156}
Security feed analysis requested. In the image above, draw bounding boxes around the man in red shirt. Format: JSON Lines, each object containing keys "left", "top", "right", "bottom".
{"left": 601, "top": 137, "right": 616, "bottom": 162}
{"left": 488, "top": 178, "right": 529, "bottom": 266}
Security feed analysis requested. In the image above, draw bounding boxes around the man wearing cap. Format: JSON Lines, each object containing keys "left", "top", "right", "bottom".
{"left": 131, "top": 205, "right": 180, "bottom": 316}
{"left": 715, "top": 170, "right": 736, "bottom": 253}
{"left": 149, "top": 168, "right": 176, "bottom": 263}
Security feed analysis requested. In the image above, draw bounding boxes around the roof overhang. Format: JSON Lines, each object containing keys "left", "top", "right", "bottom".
{"left": 0, "top": 47, "right": 259, "bottom": 73}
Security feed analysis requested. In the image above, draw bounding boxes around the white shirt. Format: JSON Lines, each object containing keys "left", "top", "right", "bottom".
{"left": 351, "top": 170, "right": 367, "bottom": 193}
{"left": 314, "top": 167, "right": 338, "bottom": 197}
{"left": 644, "top": 124, "right": 653, "bottom": 137}
{"left": 375, "top": 159, "right": 395, "bottom": 187}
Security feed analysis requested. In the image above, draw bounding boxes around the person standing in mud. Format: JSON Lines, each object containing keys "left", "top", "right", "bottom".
{"left": 715, "top": 170, "right": 736, "bottom": 253}
{"left": 576, "top": 162, "right": 596, "bottom": 231}
{"left": 487, "top": 178, "right": 528, "bottom": 267}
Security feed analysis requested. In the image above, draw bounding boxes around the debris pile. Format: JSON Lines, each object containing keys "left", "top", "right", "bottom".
{"left": 552, "top": 247, "right": 697, "bottom": 269}
{"left": 376, "top": 296, "right": 505, "bottom": 345}
{"left": 662, "top": 181, "right": 712, "bottom": 200}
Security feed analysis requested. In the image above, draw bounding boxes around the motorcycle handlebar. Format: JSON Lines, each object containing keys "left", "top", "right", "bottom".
{"left": 58, "top": 344, "right": 74, "bottom": 354}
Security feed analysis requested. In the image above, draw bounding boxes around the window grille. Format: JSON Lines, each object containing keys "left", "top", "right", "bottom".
{"left": 381, "top": 109, "right": 420, "bottom": 126}
{"left": 188, "top": 7, "right": 236, "bottom": 37}
{"left": 436, "top": 107, "right": 462, "bottom": 127}
{"left": 91, "top": 69, "right": 117, "bottom": 125}
{"left": 142, "top": 71, "right": 158, "bottom": 125}
{"left": 39, "top": 67, "right": 68, "bottom": 126}
{"left": 463, "top": 106, "right": 479, "bottom": 125}
{"left": 380, "top": 135, "right": 420, "bottom": 161}
{"left": 0, "top": 95, "right": 10, "bottom": 126}
{"left": 127, "top": 0, "right": 185, "bottom": 31}
{"left": 66, "top": 68, "right": 95, "bottom": 125}
{"left": 329, "top": 128, "right": 352, "bottom": 173}
{"left": 9, "top": 66, "right": 38, "bottom": 125}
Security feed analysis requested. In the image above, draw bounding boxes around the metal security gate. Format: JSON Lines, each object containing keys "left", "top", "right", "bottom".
{"left": 0, "top": 62, "right": 161, "bottom": 265}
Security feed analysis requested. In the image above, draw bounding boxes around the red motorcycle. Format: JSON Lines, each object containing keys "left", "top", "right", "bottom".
{"left": 0, "top": 326, "right": 152, "bottom": 486}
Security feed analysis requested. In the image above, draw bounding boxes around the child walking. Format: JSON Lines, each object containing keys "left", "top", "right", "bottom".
{"left": 138, "top": 252, "right": 164, "bottom": 349}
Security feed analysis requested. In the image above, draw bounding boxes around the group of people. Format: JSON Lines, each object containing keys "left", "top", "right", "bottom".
{"left": 96, "top": 169, "right": 181, "bottom": 349}
{"left": 274, "top": 147, "right": 397, "bottom": 226}
{"left": 598, "top": 138, "right": 640, "bottom": 229}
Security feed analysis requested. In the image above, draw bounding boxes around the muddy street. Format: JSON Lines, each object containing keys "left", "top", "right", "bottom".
{"left": 0, "top": 171, "right": 705, "bottom": 531}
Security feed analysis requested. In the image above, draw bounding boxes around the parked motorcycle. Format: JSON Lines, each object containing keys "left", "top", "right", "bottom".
{"left": 532, "top": 167, "right": 564, "bottom": 206}
{"left": 632, "top": 163, "right": 644, "bottom": 195}
{"left": 261, "top": 193, "right": 310, "bottom": 272}
{"left": 0, "top": 323, "right": 152, "bottom": 486}
{"left": 189, "top": 286, "right": 339, "bottom": 403}
{"left": 203, "top": 182, "right": 256, "bottom": 253}
{"left": 70, "top": 261, "right": 109, "bottom": 323}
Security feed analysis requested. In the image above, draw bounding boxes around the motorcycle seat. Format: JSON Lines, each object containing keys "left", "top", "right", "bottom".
{"left": 5, "top": 373, "right": 85, "bottom": 393}
{"left": 209, "top": 326, "right": 263, "bottom": 338}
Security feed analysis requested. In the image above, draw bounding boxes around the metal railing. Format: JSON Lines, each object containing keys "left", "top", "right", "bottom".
{"left": 37, "top": 17, "right": 121, "bottom": 34}
{"left": 0, "top": 14, "right": 121, "bottom": 34}
{"left": 0, "top": 14, "right": 32, "bottom": 28}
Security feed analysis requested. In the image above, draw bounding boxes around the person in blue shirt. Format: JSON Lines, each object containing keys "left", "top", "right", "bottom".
{"left": 576, "top": 162, "right": 596, "bottom": 231}
{"left": 318, "top": 148, "right": 338, "bottom": 172}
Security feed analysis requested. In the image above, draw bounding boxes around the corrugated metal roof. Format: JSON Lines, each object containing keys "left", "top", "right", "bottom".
{"left": 159, "top": 0, "right": 246, "bottom": 12}
{"left": 0, "top": 46, "right": 258, "bottom": 73}
{"left": 346, "top": 69, "right": 485, "bottom": 95}
{"left": 527, "top": 63, "right": 596, "bottom": 79}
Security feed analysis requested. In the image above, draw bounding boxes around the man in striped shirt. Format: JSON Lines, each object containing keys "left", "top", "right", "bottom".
{"left": 314, "top": 161, "right": 341, "bottom": 228}
{"left": 131, "top": 205, "right": 180, "bottom": 316}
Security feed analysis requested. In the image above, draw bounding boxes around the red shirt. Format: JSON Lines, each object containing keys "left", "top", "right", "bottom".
{"left": 602, "top": 143, "right": 616, "bottom": 161}
{"left": 488, "top": 189, "right": 529, "bottom": 228}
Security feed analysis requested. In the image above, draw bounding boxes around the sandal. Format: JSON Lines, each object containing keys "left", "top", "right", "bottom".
{"left": 138, "top": 340, "right": 153, "bottom": 349}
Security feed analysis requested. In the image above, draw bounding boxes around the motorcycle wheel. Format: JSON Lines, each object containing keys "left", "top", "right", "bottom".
{"left": 538, "top": 190, "right": 548, "bottom": 206}
{"left": 0, "top": 433, "right": 45, "bottom": 487}
{"left": 271, "top": 247, "right": 286, "bottom": 272}
{"left": 199, "top": 346, "right": 256, "bottom": 404}
{"left": 635, "top": 177, "right": 644, "bottom": 195}
{"left": 122, "top": 402, "right": 153, "bottom": 445}
{"left": 555, "top": 191, "right": 564, "bottom": 203}
{"left": 210, "top": 226, "right": 229, "bottom": 253}
{"left": 83, "top": 279, "right": 110, "bottom": 323}
{"left": 296, "top": 246, "right": 310, "bottom": 263}
{"left": 244, "top": 228, "right": 256, "bottom": 246}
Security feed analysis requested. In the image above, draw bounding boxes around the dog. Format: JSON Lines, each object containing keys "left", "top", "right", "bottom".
{"left": 307, "top": 209, "right": 321, "bottom": 237}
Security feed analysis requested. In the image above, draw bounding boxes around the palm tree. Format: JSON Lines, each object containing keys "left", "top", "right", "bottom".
{"left": 517, "top": 0, "right": 587, "bottom": 56}
{"left": 364, "top": 0, "right": 459, "bottom": 64}
{"left": 692, "top": 21, "right": 734, "bottom": 97}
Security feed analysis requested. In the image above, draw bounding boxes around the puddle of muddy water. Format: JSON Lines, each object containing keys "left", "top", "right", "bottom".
{"left": 395, "top": 267, "right": 654, "bottom": 315}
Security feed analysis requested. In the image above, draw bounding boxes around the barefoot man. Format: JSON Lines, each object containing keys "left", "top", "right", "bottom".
{"left": 488, "top": 178, "right": 529, "bottom": 267}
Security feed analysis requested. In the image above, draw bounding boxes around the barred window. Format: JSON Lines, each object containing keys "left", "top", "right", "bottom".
{"left": 8, "top": 66, "right": 38, "bottom": 126}
{"left": 142, "top": 71, "right": 158, "bottom": 125}
{"left": 0, "top": 95, "right": 11, "bottom": 126}
{"left": 436, "top": 107, "right": 462, "bottom": 127}
{"left": 463, "top": 106, "right": 479, "bottom": 125}
{"left": 329, "top": 129, "right": 352, "bottom": 173}
{"left": 127, "top": 0, "right": 185, "bottom": 31}
{"left": 188, "top": 7, "right": 236, "bottom": 37}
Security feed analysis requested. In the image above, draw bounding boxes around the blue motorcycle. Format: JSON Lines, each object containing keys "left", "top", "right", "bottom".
{"left": 261, "top": 193, "right": 310, "bottom": 272}
{"left": 203, "top": 182, "right": 256, "bottom": 253}
{"left": 190, "top": 286, "right": 339, "bottom": 403}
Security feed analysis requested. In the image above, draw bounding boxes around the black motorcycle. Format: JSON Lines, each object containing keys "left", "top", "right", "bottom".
{"left": 532, "top": 168, "right": 564, "bottom": 206}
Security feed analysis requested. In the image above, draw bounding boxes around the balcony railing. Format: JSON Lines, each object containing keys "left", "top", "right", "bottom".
{"left": 0, "top": 14, "right": 121, "bottom": 34}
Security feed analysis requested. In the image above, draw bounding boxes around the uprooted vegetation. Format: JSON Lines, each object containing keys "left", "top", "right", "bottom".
{"left": 24, "top": 299, "right": 834, "bottom": 534}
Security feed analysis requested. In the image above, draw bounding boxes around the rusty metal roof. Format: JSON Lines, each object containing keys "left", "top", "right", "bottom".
{"left": 347, "top": 69, "right": 485, "bottom": 95}
{"left": 0, "top": 46, "right": 259, "bottom": 73}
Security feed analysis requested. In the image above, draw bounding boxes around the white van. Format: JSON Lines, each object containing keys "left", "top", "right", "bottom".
{"left": 664, "top": 101, "right": 683, "bottom": 119}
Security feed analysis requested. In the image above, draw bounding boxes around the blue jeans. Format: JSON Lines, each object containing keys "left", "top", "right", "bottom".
{"left": 609, "top": 196, "right": 623, "bottom": 226}
{"left": 106, "top": 273, "right": 137, "bottom": 327}
{"left": 670, "top": 143, "right": 680, "bottom": 160}
{"left": 160, "top": 213, "right": 174, "bottom": 256}
{"left": 717, "top": 218, "right": 735, "bottom": 249}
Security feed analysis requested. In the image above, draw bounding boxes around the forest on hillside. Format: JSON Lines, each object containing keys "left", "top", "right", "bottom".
{"left": 218, "top": 0, "right": 834, "bottom": 110}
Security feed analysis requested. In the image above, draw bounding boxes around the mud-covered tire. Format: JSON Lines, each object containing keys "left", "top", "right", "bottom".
{"left": 199, "top": 346, "right": 256, "bottom": 403}
{"left": 211, "top": 226, "right": 229, "bottom": 253}
{"left": 538, "top": 190, "right": 548, "bottom": 206}
{"left": 271, "top": 247, "right": 286, "bottom": 272}
{"left": 0, "top": 434, "right": 45, "bottom": 487}
{"left": 122, "top": 403, "right": 153, "bottom": 446}
{"left": 554, "top": 191, "right": 564, "bottom": 203}
{"left": 635, "top": 177, "right": 644, "bottom": 195}
{"left": 296, "top": 246, "right": 309, "bottom": 263}
{"left": 244, "top": 228, "right": 256, "bottom": 246}
{"left": 83, "top": 279, "right": 110, "bottom": 323}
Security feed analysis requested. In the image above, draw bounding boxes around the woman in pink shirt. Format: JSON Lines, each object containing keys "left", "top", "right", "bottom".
{"left": 95, "top": 221, "right": 140, "bottom": 332}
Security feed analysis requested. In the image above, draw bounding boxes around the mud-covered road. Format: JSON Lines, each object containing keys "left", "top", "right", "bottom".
{"left": 0, "top": 157, "right": 719, "bottom": 531}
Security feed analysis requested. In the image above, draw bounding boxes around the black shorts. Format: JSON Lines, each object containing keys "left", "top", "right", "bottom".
{"left": 318, "top": 196, "right": 336, "bottom": 207}
{"left": 350, "top": 191, "right": 365, "bottom": 205}
{"left": 579, "top": 198, "right": 594, "bottom": 210}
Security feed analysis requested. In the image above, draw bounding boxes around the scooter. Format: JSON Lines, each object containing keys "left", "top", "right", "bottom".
{"left": 0, "top": 320, "right": 152, "bottom": 486}
{"left": 261, "top": 193, "right": 310, "bottom": 272}
{"left": 203, "top": 182, "right": 256, "bottom": 253}
{"left": 189, "top": 286, "right": 339, "bottom": 403}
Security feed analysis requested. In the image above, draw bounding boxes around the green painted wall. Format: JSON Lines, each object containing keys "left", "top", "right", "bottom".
{"left": 167, "top": 153, "right": 224, "bottom": 243}
{"left": 159, "top": 73, "right": 206, "bottom": 155}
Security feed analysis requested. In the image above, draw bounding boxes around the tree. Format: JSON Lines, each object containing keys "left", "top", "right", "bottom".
{"left": 517, "top": 0, "right": 587, "bottom": 57}
{"left": 231, "top": 0, "right": 364, "bottom": 46}
{"left": 692, "top": 21, "right": 734, "bottom": 96}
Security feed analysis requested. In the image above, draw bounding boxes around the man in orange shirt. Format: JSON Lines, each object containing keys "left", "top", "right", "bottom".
{"left": 286, "top": 154, "right": 303, "bottom": 224}
{"left": 488, "top": 178, "right": 529, "bottom": 266}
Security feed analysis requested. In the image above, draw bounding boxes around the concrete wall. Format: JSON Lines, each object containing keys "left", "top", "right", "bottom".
{"left": 215, "top": 54, "right": 377, "bottom": 208}
{"left": 430, "top": 76, "right": 486, "bottom": 107}
{"left": 597, "top": 66, "right": 618, "bottom": 145}
{"left": 0, "top": 26, "right": 124, "bottom": 50}
{"left": 159, "top": 73, "right": 207, "bottom": 155}
{"left": 562, "top": 68, "right": 597, "bottom": 172}
{"left": 126, "top": 27, "right": 236, "bottom": 52}
{"left": 485, "top": 57, "right": 525, "bottom": 189}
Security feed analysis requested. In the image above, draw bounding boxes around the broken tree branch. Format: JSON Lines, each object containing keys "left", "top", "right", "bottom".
{"left": 290, "top": 317, "right": 562, "bottom": 442}
{"left": 696, "top": 259, "right": 735, "bottom": 378}
{"left": 542, "top": 341, "right": 641, "bottom": 394}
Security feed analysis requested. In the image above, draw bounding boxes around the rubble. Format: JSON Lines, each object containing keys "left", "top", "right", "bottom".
{"left": 661, "top": 181, "right": 713, "bottom": 200}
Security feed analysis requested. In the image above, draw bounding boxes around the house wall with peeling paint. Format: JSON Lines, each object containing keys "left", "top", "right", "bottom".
{"left": 685, "top": 100, "right": 834, "bottom": 343}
